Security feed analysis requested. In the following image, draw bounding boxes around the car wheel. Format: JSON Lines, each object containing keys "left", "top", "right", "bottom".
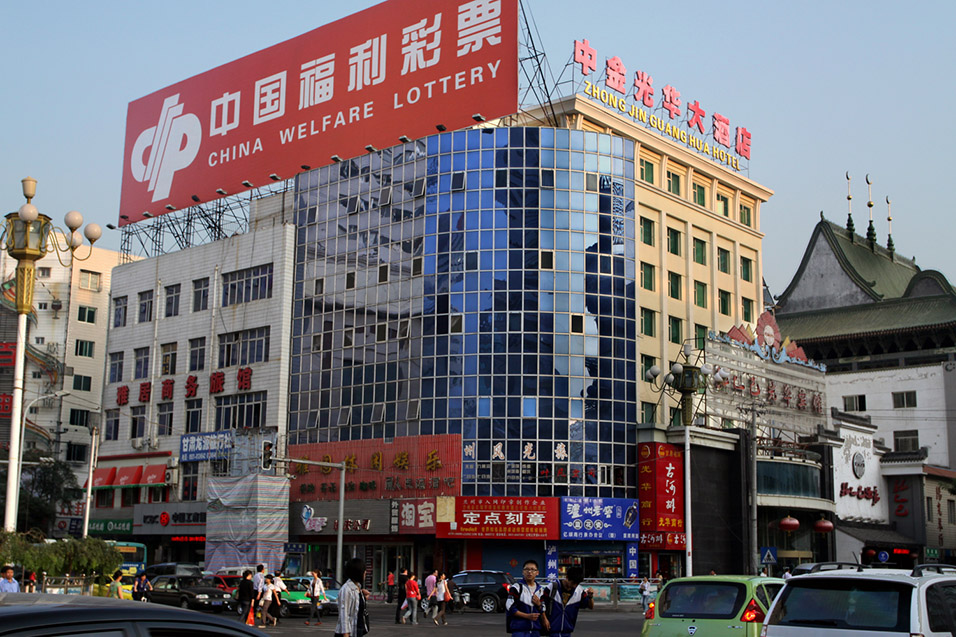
{"left": 180, "top": 599, "right": 190, "bottom": 609}
{"left": 480, "top": 594, "right": 498, "bottom": 613}
{"left": 279, "top": 601, "right": 290, "bottom": 618}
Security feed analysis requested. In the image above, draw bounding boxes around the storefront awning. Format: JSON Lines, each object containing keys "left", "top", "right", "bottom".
{"left": 141, "top": 464, "right": 166, "bottom": 486}
{"left": 87, "top": 466, "right": 117, "bottom": 490}
{"left": 837, "top": 524, "right": 920, "bottom": 548}
{"left": 114, "top": 465, "right": 144, "bottom": 488}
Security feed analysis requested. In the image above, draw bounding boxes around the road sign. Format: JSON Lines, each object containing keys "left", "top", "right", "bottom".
{"left": 760, "top": 546, "right": 778, "bottom": 565}
{"left": 877, "top": 550, "right": 890, "bottom": 563}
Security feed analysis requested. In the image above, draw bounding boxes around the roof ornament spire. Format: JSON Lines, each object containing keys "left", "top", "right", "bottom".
{"left": 865, "top": 174, "right": 877, "bottom": 249}
{"left": 845, "top": 171, "right": 855, "bottom": 234}
{"left": 886, "top": 195, "right": 895, "bottom": 256}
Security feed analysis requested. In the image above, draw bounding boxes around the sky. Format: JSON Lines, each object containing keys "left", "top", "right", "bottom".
{"left": 1, "top": 0, "right": 953, "bottom": 295}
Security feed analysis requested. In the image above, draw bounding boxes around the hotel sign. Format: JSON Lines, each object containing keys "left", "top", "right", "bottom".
{"left": 573, "top": 39, "right": 750, "bottom": 170}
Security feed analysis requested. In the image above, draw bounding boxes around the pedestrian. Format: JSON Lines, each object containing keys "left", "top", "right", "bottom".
{"left": 639, "top": 577, "right": 651, "bottom": 611}
{"left": 394, "top": 567, "right": 409, "bottom": 624}
{"left": 335, "top": 557, "right": 370, "bottom": 637}
{"left": 269, "top": 573, "right": 285, "bottom": 625}
{"left": 0, "top": 565, "right": 20, "bottom": 593}
{"left": 402, "top": 572, "right": 421, "bottom": 624}
{"left": 545, "top": 566, "right": 594, "bottom": 637}
{"left": 431, "top": 571, "right": 449, "bottom": 626}
{"left": 252, "top": 563, "right": 265, "bottom": 616}
{"left": 506, "top": 559, "right": 549, "bottom": 637}
{"left": 23, "top": 570, "right": 35, "bottom": 593}
{"left": 759, "top": 567, "right": 768, "bottom": 577}
{"left": 237, "top": 570, "right": 256, "bottom": 625}
{"left": 258, "top": 575, "right": 278, "bottom": 628}
{"left": 133, "top": 572, "right": 152, "bottom": 602}
{"left": 782, "top": 566, "right": 792, "bottom": 580}
{"left": 386, "top": 570, "right": 395, "bottom": 604}
{"left": 109, "top": 571, "right": 124, "bottom": 599}
{"left": 424, "top": 568, "right": 439, "bottom": 621}
{"left": 306, "top": 569, "right": 327, "bottom": 625}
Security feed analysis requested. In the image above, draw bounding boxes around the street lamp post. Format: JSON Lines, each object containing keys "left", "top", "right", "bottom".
{"left": 2, "top": 177, "right": 101, "bottom": 533}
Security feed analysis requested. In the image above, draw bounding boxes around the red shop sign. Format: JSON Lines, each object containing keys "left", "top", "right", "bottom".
{"left": 637, "top": 442, "right": 685, "bottom": 536}
{"left": 436, "top": 496, "right": 559, "bottom": 540}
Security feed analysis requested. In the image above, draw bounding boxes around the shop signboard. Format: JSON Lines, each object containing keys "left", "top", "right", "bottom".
{"left": 544, "top": 543, "right": 559, "bottom": 582}
{"left": 119, "top": 0, "right": 519, "bottom": 224}
{"left": 133, "top": 502, "right": 207, "bottom": 535}
{"left": 180, "top": 430, "right": 233, "bottom": 462}
{"left": 391, "top": 497, "right": 437, "bottom": 534}
{"left": 625, "top": 543, "right": 640, "bottom": 579}
{"left": 88, "top": 518, "right": 134, "bottom": 535}
{"left": 637, "top": 442, "right": 685, "bottom": 551}
{"left": 559, "top": 497, "right": 640, "bottom": 540}
{"left": 293, "top": 499, "right": 391, "bottom": 536}
{"left": 436, "top": 496, "right": 559, "bottom": 539}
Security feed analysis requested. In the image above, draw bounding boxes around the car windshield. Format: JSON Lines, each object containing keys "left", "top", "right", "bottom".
{"left": 179, "top": 577, "right": 203, "bottom": 588}
{"left": 322, "top": 577, "right": 340, "bottom": 591}
{"left": 768, "top": 578, "right": 912, "bottom": 631}
{"left": 286, "top": 580, "right": 309, "bottom": 592}
{"left": 200, "top": 577, "right": 223, "bottom": 588}
{"left": 657, "top": 581, "right": 747, "bottom": 619}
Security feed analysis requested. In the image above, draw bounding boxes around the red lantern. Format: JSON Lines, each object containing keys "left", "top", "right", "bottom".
{"left": 813, "top": 518, "right": 834, "bottom": 533}
{"left": 864, "top": 548, "right": 876, "bottom": 558}
{"left": 779, "top": 515, "right": 800, "bottom": 532}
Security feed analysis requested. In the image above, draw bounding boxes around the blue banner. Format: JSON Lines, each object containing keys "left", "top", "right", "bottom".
{"left": 544, "top": 542, "right": 559, "bottom": 582}
{"left": 180, "top": 431, "right": 233, "bottom": 462}
{"left": 626, "top": 543, "right": 640, "bottom": 579}
{"left": 559, "top": 497, "right": 641, "bottom": 541}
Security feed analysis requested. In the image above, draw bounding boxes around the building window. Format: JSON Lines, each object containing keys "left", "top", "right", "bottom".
{"left": 640, "top": 217, "right": 654, "bottom": 246}
{"left": 134, "top": 347, "right": 150, "bottom": 380}
{"left": 742, "top": 297, "right": 754, "bottom": 322}
{"left": 73, "top": 375, "right": 92, "bottom": 392}
{"left": 69, "top": 409, "right": 90, "bottom": 428}
{"left": 717, "top": 193, "right": 730, "bottom": 217}
{"left": 109, "top": 352, "right": 124, "bottom": 384}
{"left": 640, "top": 308, "right": 656, "bottom": 337}
{"left": 666, "top": 170, "right": 681, "bottom": 196}
{"left": 130, "top": 406, "right": 147, "bottom": 439}
{"left": 843, "top": 395, "right": 867, "bottom": 412}
{"left": 949, "top": 500, "right": 955, "bottom": 525}
{"left": 77, "top": 306, "right": 96, "bottom": 324}
{"left": 539, "top": 250, "right": 554, "bottom": 270}
{"left": 189, "top": 337, "right": 206, "bottom": 372}
{"left": 161, "top": 342, "right": 177, "bottom": 375}
{"left": 75, "top": 339, "right": 95, "bottom": 358}
{"left": 185, "top": 399, "right": 203, "bottom": 433}
{"left": 193, "top": 278, "right": 209, "bottom": 311}
{"left": 694, "top": 281, "right": 708, "bottom": 308}
{"left": 38, "top": 302, "right": 48, "bottom": 310}
{"left": 113, "top": 296, "right": 127, "bottom": 328}
{"left": 641, "top": 402, "right": 657, "bottom": 424}
{"left": 693, "top": 238, "right": 707, "bottom": 265}
{"left": 214, "top": 391, "right": 267, "bottom": 430}
{"left": 181, "top": 462, "right": 199, "bottom": 501}
{"left": 695, "top": 324, "right": 708, "bottom": 349}
{"left": 66, "top": 442, "right": 88, "bottom": 463}
{"left": 669, "top": 316, "right": 683, "bottom": 344}
{"left": 96, "top": 490, "right": 113, "bottom": 508}
{"left": 79, "top": 270, "right": 101, "bottom": 291}
{"left": 927, "top": 497, "right": 934, "bottom": 522}
{"left": 121, "top": 487, "right": 141, "bottom": 508}
{"left": 894, "top": 429, "right": 919, "bottom": 452}
{"left": 640, "top": 262, "right": 655, "bottom": 291}
{"left": 314, "top": 278, "right": 324, "bottom": 295}
{"left": 218, "top": 327, "right": 270, "bottom": 368}
{"left": 740, "top": 256, "right": 754, "bottom": 282}
{"left": 165, "top": 283, "right": 181, "bottom": 317}
{"left": 34, "top": 337, "right": 44, "bottom": 345}
{"left": 639, "top": 158, "right": 655, "bottom": 184}
{"left": 641, "top": 355, "right": 656, "bottom": 379}
{"left": 740, "top": 204, "right": 752, "bottom": 227}
{"left": 667, "top": 228, "right": 681, "bottom": 256}
{"left": 138, "top": 290, "right": 153, "bottom": 323}
{"left": 104, "top": 409, "right": 120, "bottom": 441}
{"left": 378, "top": 263, "right": 389, "bottom": 283}
{"left": 892, "top": 391, "right": 917, "bottom": 409}
{"left": 222, "top": 263, "right": 274, "bottom": 306}
{"left": 719, "top": 290, "right": 732, "bottom": 316}
{"left": 157, "top": 402, "right": 174, "bottom": 436}
{"left": 670, "top": 407, "right": 682, "bottom": 427}
{"left": 668, "top": 272, "right": 682, "bottom": 300}
{"left": 37, "top": 267, "right": 51, "bottom": 278}
{"left": 31, "top": 371, "right": 42, "bottom": 379}
{"left": 692, "top": 183, "right": 706, "bottom": 207}
{"left": 717, "top": 248, "right": 731, "bottom": 274}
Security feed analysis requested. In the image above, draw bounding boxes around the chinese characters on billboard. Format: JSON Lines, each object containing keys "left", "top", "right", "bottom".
{"left": 436, "top": 497, "right": 558, "bottom": 539}
{"left": 637, "top": 442, "right": 685, "bottom": 551}
{"left": 120, "top": 0, "right": 518, "bottom": 224}
{"left": 560, "top": 497, "right": 640, "bottom": 541}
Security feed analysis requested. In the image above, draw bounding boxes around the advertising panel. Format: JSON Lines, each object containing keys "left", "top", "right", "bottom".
{"left": 559, "top": 497, "right": 640, "bottom": 541}
{"left": 133, "top": 502, "right": 207, "bottom": 535}
{"left": 435, "top": 496, "right": 559, "bottom": 539}
{"left": 180, "top": 430, "right": 233, "bottom": 462}
{"left": 120, "top": 0, "right": 518, "bottom": 224}
{"left": 292, "top": 499, "right": 392, "bottom": 536}
{"left": 637, "top": 442, "right": 685, "bottom": 551}
{"left": 390, "top": 498, "right": 437, "bottom": 534}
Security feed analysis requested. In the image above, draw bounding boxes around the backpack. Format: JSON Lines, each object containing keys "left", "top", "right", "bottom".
{"left": 506, "top": 581, "right": 551, "bottom": 635}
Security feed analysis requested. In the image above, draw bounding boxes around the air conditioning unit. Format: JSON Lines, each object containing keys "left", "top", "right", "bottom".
{"left": 164, "top": 467, "right": 179, "bottom": 484}
{"left": 166, "top": 457, "right": 179, "bottom": 468}
{"left": 130, "top": 438, "right": 143, "bottom": 450}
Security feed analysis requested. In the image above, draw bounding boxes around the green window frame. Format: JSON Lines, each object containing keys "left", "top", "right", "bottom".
{"left": 667, "top": 228, "right": 681, "bottom": 256}
{"left": 640, "top": 308, "right": 656, "bottom": 337}
{"left": 667, "top": 171, "right": 681, "bottom": 196}
{"left": 740, "top": 204, "right": 752, "bottom": 227}
{"left": 668, "top": 272, "right": 682, "bottom": 300}
{"left": 640, "top": 262, "right": 655, "bottom": 291}
{"left": 717, "top": 193, "right": 730, "bottom": 217}
{"left": 641, "top": 402, "right": 657, "bottom": 423}
{"left": 695, "top": 324, "right": 708, "bottom": 349}
{"left": 740, "top": 256, "right": 753, "bottom": 282}
{"left": 694, "top": 281, "right": 707, "bottom": 308}
{"left": 640, "top": 158, "right": 655, "bottom": 185}
{"left": 692, "top": 183, "right": 706, "bottom": 206}
{"left": 640, "top": 217, "right": 655, "bottom": 246}
{"left": 719, "top": 289, "right": 732, "bottom": 316}
{"left": 693, "top": 238, "right": 707, "bottom": 265}
{"left": 641, "top": 354, "right": 657, "bottom": 379}
{"left": 717, "top": 248, "right": 730, "bottom": 274}
{"left": 742, "top": 297, "right": 754, "bottom": 322}
{"left": 668, "top": 316, "right": 683, "bottom": 344}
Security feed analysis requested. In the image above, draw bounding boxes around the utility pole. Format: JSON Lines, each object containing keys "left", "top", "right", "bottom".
{"left": 738, "top": 400, "right": 765, "bottom": 575}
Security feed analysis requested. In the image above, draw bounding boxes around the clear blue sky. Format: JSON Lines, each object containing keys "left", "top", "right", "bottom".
{"left": 2, "top": 0, "right": 953, "bottom": 294}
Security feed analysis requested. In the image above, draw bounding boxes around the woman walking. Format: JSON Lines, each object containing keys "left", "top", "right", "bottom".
{"left": 258, "top": 575, "right": 278, "bottom": 628}
{"left": 306, "top": 569, "right": 326, "bottom": 625}
{"left": 133, "top": 572, "right": 152, "bottom": 602}
{"left": 335, "top": 557, "right": 370, "bottom": 637}
{"left": 432, "top": 572, "right": 449, "bottom": 625}
{"left": 402, "top": 572, "right": 421, "bottom": 625}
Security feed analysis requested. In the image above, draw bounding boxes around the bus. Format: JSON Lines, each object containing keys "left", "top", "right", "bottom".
{"left": 106, "top": 541, "right": 147, "bottom": 577}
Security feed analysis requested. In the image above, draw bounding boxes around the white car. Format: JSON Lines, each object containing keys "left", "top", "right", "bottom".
{"left": 761, "top": 563, "right": 956, "bottom": 636}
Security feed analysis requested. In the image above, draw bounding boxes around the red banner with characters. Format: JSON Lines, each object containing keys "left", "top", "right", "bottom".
{"left": 436, "top": 496, "right": 559, "bottom": 539}
{"left": 119, "top": 0, "right": 518, "bottom": 224}
{"left": 637, "top": 442, "right": 685, "bottom": 550}
{"left": 289, "top": 434, "right": 460, "bottom": 501}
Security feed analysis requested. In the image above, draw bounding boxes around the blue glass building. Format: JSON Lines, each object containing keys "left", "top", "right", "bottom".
{"left": 289, "top": 126, "right": 638, "bottom": 498}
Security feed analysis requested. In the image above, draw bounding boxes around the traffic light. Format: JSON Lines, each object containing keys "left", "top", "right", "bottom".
{"left": 261, "top": 441, "right": 273, "bottom": 470}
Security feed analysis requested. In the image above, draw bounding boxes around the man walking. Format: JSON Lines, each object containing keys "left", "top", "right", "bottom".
{"left": 394, "top": 566, "right": 409, "bottom": 624}
{"left": 545, "top": 566, "right": 594, "bottom": 637}
{"left": 0, "top": 565, "right": 20, "bottom": 593}
{"left": 236, "top": 570, "right": 256, "bottom": 625}
{"left": 424, "top": 568, "right": 438, "bottom": 619}
{"left": 305, "top": 569, "right": 326, "bottom": 625}
{"left": 386, "top": 569, "right": 395, "bottom": 603}
{"left": 506, "top": 559, "right": 549, "bottom": 637}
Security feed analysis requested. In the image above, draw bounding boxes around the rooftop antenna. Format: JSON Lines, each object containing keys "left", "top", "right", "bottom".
{"left": 865, "top": 174, "right": 877, "bottom": 249}
{"left": 845, "top": 171, "right": 855, "bottom": 234}
{"left": 886, "top": 196, "right": 895, "bottom": 256}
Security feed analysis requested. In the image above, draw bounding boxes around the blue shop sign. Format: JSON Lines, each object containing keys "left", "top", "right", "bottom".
{"left": 180, "top": 431, "right": 233, "bottom": 462}
{"left": 560, "top": 497, "right": 641, "bottom": 540}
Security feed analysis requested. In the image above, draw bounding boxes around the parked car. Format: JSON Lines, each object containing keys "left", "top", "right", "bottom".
{"left": 92, "top": 573, "right": 135, "bottom": 600}
{"left": 450, "top": 570, "right": 515, "bottom": 613}
{"left": 286, "top": 575, "right": 341, "bottom": 615}
{"left": 0, "top": 593, "right": 264, "bottom": 636}
{"left": 202, "top": 574, "right": 242, "bottom": 594}
{"left": 762, "top": 562, "right": 956, "bottom": 636}
{"left": 217, "top": 565, "right": 259, "bottom": 576}
{"left": 144, "top": 562, "right": 204, "bottom": 580}
{"left": 150, "top": 574, "right": 236, "bottom": 613}
{"left": 789, "top": 561, "right": 868, "bottom": 577}
{"left": 641, "top": 575, "right": 785, "bottom": 637}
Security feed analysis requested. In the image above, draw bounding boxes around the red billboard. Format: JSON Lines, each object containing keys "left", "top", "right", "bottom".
{"left": 436, "top": 496, "right": 559, "bottom": 540}
{"left": 288, "top": 434, "right": 461, "bottom": 501}
{"left": 637, "top": 442, "right": 685, "bottom": 550}
{"left": 119, "top": 0, "right": 518, "bottom": 225}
